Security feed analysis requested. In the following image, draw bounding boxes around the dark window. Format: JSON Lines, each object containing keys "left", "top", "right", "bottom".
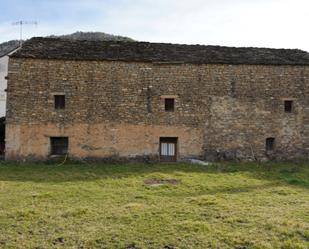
{"left": 50, "top": 137, "right": 68, "bottom": 155}
{"left": 266, "top": 137, "right": 275, "bottom": 151}
{"left": 284, "top": 100, "right": 293, "bottom": 113}
{"left": 54, "top": 95, "right": 65, "bottom": 109}
{"left": 164, "top": 98, "right": 175, "bottom": 112}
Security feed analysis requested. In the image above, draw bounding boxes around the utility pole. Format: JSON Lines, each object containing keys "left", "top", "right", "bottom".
{"left": 12, "top": 21, "right": 38, "bottom": 47}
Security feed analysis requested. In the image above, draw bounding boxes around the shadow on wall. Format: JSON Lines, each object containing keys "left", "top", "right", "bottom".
{"left": 0, "top": 161, "right": 307, "bottom": 190}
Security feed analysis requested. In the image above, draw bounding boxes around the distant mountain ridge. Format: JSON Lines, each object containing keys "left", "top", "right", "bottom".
{"left": 48, "top": 31, "right": 134, "bottom": 42}
{"left": 0, "top": 32, "right": 134, "bottom": 57}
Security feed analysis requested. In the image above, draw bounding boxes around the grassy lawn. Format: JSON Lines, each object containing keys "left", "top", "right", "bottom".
{"left": 0, "top": 162, "right": 308, "bottom": 249}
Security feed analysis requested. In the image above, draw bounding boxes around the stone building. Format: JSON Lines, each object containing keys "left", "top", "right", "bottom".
{"left": 5, "top": 37, "right": 309, "bottom": 161}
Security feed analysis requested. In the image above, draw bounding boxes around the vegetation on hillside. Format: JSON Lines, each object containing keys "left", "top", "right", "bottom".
{"left": 48, "top": 31, "right": 134, "bottom": 42}
{"left": 0, "top": 32, "right": 134, "bottom": 57}
{"left": 0, "top": 40, "right": 19, "bottom": 57}
{"left": 0, "top": 162, "right": 308, "bottom": 248}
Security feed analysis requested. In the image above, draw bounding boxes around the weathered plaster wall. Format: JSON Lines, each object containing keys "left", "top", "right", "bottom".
{"left": 6, "top": 58, "right": 309, "bottom": 161}
{"left": 5, "top": 123, "right": 203, "bottom": 161}
{"left": 0, "top": 55, "right": 8, "bottom": 117}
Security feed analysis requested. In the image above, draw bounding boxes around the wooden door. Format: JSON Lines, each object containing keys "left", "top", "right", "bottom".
{"left": 160, "top": 137, "right": 177, "bottom": 162}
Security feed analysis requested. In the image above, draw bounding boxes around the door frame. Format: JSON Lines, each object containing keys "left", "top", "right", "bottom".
{"left": 159, "top": 137, "right": 178, "bottom": 162}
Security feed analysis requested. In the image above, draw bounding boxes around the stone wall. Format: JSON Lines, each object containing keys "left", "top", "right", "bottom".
{"left": 6, "top": 58, "right": 309, "bottom": 161}
{"left": 5, "top": 123, "right": 203, "bottom": 161}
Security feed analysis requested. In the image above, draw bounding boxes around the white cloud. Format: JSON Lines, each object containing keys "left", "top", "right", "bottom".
{"left": 98, "top": 0, "right": 309, "bottom": 50}
{"left": 1, "top": 0, "right": 308, "bottom": 51}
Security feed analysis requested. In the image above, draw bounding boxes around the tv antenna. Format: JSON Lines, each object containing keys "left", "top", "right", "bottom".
{"left": 12, "top": 20, "right": 38, "bottom": 46}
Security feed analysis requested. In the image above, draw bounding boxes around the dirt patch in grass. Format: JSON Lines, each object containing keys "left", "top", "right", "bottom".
{"left": 144, "top": 178, "right": 180, "bottom": 185}
{"left": 52, "top": 237, "right": 65, "bottom": 245}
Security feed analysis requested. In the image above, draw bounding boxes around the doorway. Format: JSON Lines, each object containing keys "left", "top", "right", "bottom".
{"left": 160, "top": 137, "right": 178, "bottom": 162}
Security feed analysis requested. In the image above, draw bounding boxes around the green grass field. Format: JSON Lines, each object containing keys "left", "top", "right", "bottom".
{"left": 0, "top": 161, "right": 308, "bottom": 249}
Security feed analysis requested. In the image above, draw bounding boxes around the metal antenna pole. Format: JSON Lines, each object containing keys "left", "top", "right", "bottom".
{"left": 12, "top": 21, "right": 38, "bottom": 47}
{"left": 20, "top": 21, "right": 22, "bottom": 44}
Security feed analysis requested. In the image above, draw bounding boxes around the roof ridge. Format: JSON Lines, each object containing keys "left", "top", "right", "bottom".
{"left": 10, "top": 37, "right": 309, "bottom": 65}
{"left": 26, "top": 37, "right": 307, "bottom": 53}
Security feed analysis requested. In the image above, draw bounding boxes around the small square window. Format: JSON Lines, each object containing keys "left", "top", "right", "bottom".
{"left": 50, "top": 137, "right": 68, "bottom": 155}
{"left": 54, "top": 95, "right": 65, "bottom": 109}
{"left": 284, "top": 100, "right": 293, "bottom": 113}
{"left": 164, "top": 98, "right": 175, "bottom": 112}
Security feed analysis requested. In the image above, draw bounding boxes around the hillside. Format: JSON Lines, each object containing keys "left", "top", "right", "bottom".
{"left": 48, "top": 31, "right": 134, "bottom": 42}
{"left": 0, "top": 32, "right": 134, "bottom": 57}
{"left": 0, "top": 40, "right": 20, "bottom": 57}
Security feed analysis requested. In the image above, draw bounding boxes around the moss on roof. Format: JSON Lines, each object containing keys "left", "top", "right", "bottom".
{"left": 11, "top": 37, "right": 309, "bottom": 65}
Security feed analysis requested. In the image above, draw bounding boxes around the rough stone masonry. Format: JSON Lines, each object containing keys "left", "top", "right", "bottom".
{"left": 5, "top": 37, "right": 309, "bottom": 161}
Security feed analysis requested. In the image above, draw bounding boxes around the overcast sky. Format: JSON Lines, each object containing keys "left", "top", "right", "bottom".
{"left": 1, "top": 0, "right": 309, "bottom": 51}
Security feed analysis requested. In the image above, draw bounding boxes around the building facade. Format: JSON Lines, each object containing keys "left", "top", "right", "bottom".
{"left": 0, "top": 53, "right": 10, "bottom": 117}
{"left": 5, "top": 38, "right": 309, "bottom": 161}
{"left": 0, "top": 47, "right": 19, "bottom": 118}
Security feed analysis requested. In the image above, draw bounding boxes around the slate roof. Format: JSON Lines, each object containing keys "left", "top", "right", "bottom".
{"left": 11, "top": 37, "right": 309, "bottom": 65}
